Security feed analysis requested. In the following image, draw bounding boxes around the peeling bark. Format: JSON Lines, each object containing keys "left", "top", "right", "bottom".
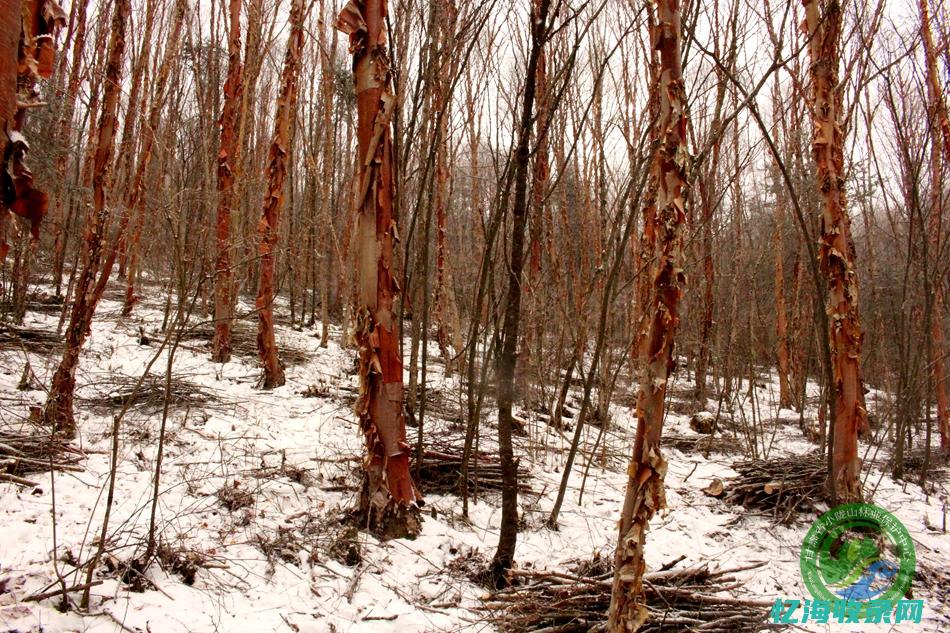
{"left": 43, "top": 0, "right": 130, "bottom": 438}
{"left": 608, "top": 1, "right": 690, "bottom": 629}
{"left": 432, "top": 0, "right": 463, "bottom": 378}
{"left": 119, "top": 0, "right": 188, "bottom": 317}
{"left": 255, "top": 0, "right": 307, "bottom": 390}
{"left": 802, "top": 0, "right": 865, "bottom": 503}
{"left": 336, "top": 0, "right": 422, "bottom": 537}
{"left": 212, "top": 0, "right": 245, "bottom": 363}
{"left": 918, "top": 0, "right": 949, "bottom": 449}
{"left": 2, "top": 0, "right": 65, "bottom": 264}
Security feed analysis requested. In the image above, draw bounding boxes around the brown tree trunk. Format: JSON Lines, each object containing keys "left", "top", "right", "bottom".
{"left": 919, "top": 0, "right": 949, "bottom": 449}
{"left": 43, "top": 0, "right": 130, "bottom": 437}
{"left": 121, "top": 0, "right": 188, "bottom": 316}
{"left": 317, "top": 0, "right": 337, "bottom": 347}
{"left": 256, "top": 0, "right": 306, "bottom": 389}
{"left": 490, "top": 0, "right": 551, "bottom": 586}
{"left": 771, "top": 88, "right": 793, "bottom": 409}
{"left": 50, "top": 0, "right": 88, "bottom": 296}
{"left": 336, "top": 0, "right": 422, "bottom": 536}
{"left": 432, "top": 0, "right": 462, "bottom": 378}
{"left": 803, "top": 0, "right": 865, "bottom": 503}
{"left": 212, "top": 0, "right": 245, "bottom": 363}
{"left": 608, "top": 0, "right": 690, "bottom": 629}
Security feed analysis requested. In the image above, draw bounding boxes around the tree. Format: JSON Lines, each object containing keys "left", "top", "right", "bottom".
{"left": 1, "top": 1, "right": 66, "bottom": 265}
{"left": 608, "top": 0, "right": 691, "bottom": 629}
{"left": 802, "top": 0, "right": 865, "bottom": 503}
{"left": 490, "top": 0, "right": 552, "bottom": 587}
{"left": 255, "top": 0, "right": 307, "bottom": 389}
{"left": 336, "top": 0, "right": 422, "bottom": 536}
{"left": 212, "top": 0, "right": 245, "bottom": 363}
{"left": 43, "top": 0, "right": 130, "bottom": 437}
{"left": 918, "top": 0, "right": 949, "bottom": 450}
{"left": 119, "top": 0, "right": 189, "bottom": 316}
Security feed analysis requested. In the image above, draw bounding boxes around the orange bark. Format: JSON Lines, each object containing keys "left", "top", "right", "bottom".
{"left": 44, "top": 0, "right": 129, "bottom": 437}
{"left": 802, "top": 0, "right": 865, "bottom": 502}
{"left": 336, "top": 0, "right": 421, "bottom": 534}
{"left": 118, "top": 0, "right": 187, "bottom": 316}
{"left": 212, "top": 0, "right": 245, "bottom": 363}
{"left": 918, "top": 0, "right": 949, "bottom": 448}
{"left": 608, "top": 0, "right": 690, "bottom": 629}
{"left": 1, "top": 1, "right": 65, "bottom": 263}
{"left": 255, "top": 0, "right": 306, "bottom": 389}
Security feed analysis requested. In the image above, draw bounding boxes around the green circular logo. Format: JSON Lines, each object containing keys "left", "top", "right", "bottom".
{"left": 800, "top": 503, "right": 915, "bottom": 603}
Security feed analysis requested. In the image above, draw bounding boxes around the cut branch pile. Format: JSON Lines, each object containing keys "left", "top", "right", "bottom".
{"left": 412, "top": 447, "right": 533, "bottom": 496}
{"left": 481, "top": 558, "right": 773, "bottom": 632}
{"left": 80, "top": 373, "right": 221, "bottom": 414}
{"left": 0, "top": 292, "right": 64, "bottom": 315}
{"left": 179, "top": 321, "right": 310, "bottom": 366}
{"left": 0, "top": 423, "right": 85, "bottom": 486}
{"left": 724, "top": 452, "right": 828, "bottom": 522}
{"left": 890, "top": 447, "right": 949, "bottom": 482}
{"left": 0, "top": 325, "right": 63, "bottom": 355}
{"left": 664, "top": 433, "right": 742, "bottom": 456}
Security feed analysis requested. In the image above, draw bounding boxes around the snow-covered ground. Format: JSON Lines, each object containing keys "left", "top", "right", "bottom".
{"left": 1, "top": 287, "right": 947, "bottom": 632}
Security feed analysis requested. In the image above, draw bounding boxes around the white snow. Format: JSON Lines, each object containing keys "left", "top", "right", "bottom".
{"left": 1, "top": 287, "right": 947, "bottom": 632}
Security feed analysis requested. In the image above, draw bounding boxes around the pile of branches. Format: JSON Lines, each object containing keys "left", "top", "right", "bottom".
{"left": 0, "top": 325, "right": 63, "bottom": 355}
{"left": 412, "top": 446, "right": 533, "bottom": 496}
{"left": 179, "top": 321, "right": 310, "bottom": 366}
{"left": 723, "top": 452, "right": 827, "bottom": 522}
{"left": 80, "top": 373, "right": 221, "bottom": 415}
{"left": 664, "top": 433, "right": 742, "bottom": 456}
{"left": 891, "top": 447, "right": 949, "bottom": 482}
{"left": 0, "top": 423, "right": 85, "bottom": 486}
{"left": 482, "top": 558, "right": 773, "bottom": 632}
{"left": 0, "top": 292, "right": 63, "bottom": 316}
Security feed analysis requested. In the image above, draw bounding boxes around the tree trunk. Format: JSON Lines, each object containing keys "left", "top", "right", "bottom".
{"left": 803, "top": 0, "right": 865, "bottom": 503}
{"left": 336, "top": 0, "right": 422, "bottom": 537}
{"left": 490, "top": 0, "right": 551, "bottom": 586}
{"left": 608, "top": 1, "right": 690, "bottom": 629}
{"left": 212, "top": 0, "right": 245, "bottom": 363}
{"left": 43, "top": 0, "right": 130, "bottom": 438}
{"left": 256, "top": 0, "right": 306, "bottom": 389}
{"left": 121, "top": 0, "right": 188, "bottom": 316}
{"left": 918, "top": 0, "right": 949, "bottom": 449}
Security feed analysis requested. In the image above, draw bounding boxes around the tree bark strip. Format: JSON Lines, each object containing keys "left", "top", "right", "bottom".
{"left": 255, "top": 0, "right": 307, "bottom": 389}
{"left": 336, "top": 0, "right": 422, "bottom": 536}
{"left": 608, "top": 0, "right": 690, "bottom": 629}
{"left": 802, "top": 0, "right": 865, "bottom": 503}
{"left": 43, "top": 0, "right": 130, "bottom": 437}
{"left": 212, "top": 0, "right": 245, "bottom": 363}
{"left": 918, "top": 0, "right": 949, "bottom": 448}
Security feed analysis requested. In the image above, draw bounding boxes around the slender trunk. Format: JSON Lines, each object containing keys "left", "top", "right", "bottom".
{"left": 803, "top": 0, "right": 865, "bottom": 503}
{"left": 212, "top": 0, "right": 244, "bottom": 363}
{"left": 336, "top": 0, "right": 422, "bottom": 536}
{"left": 608, "top": 1, "right": 690, "bottom": 629}
{"left": 919, "top": 0, "right": 949, "bottom": 448}
{"left": 43, "top": 0, "right": 130, "bottom": 438}
{"left": 51, "top": 0, "right": 88, "bottom": 295}
{"left": 256, "top": 0, "right": 306, "bottom": 389}
{"left": 122, "top": 0, "right": 188, "bottom": 316}
{"left": 491, "top": 0, "right": 551, "bottom": 586}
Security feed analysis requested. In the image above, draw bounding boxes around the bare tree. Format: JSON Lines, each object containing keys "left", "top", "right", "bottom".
{"left": 336, "top": 0, "right": 422, "bottom": 536}
{"left": 212, "top": 0, "right": 244, "bottom": 363}
{"left": 255, "top": 0, "right": 308, "bottom": 389}
{"left": 608, "top": 0, "right": 691, "bottom": 628}
{"left": 802, "top": 0, "right": 865, "bottom": 503}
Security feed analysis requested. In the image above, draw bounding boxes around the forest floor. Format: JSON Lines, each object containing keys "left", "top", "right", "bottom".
{"left": 1, "top": 284, "right": 948, "bottom": 633}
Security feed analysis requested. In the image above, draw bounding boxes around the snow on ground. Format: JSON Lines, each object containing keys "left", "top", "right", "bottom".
{"left": 1, "top": 286, "right": 948, "bottom": 632}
